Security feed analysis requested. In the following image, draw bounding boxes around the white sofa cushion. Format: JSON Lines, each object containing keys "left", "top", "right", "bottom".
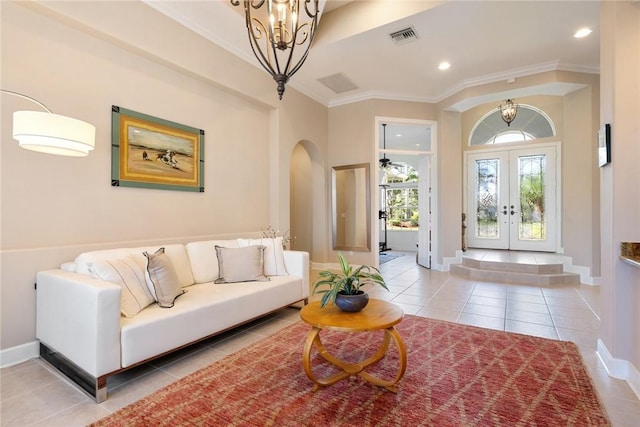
{"left": 214, "top": 245, "right": 269, "bottom": 284}
{"left": 74, "top": 244, "right": 194, "bottom": 288}
{"left": 143, "top": 248, "right": 185, "bottom": 308}
{"left": 76, "top": 248, "right": 139, "bottom": 275}
{"left": 237, "top": 237, "right": 288, "bottom": 276}
{"left": 120, "top": 276, "right": 304, "bottom": 367}
{"left": 185, "top": 239, "right": 238, "bottom": 284}
{"left": 90, "top": 255, "right": 154, "bottom": 317}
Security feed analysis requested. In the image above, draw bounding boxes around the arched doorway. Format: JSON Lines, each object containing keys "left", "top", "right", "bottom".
{"left": 289, "top": 141, "right": 325, "bottom": 262}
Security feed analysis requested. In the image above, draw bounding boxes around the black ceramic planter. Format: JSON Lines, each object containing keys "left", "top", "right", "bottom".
{"left": 335, "top": 291, "right": 369, "bottom": 312}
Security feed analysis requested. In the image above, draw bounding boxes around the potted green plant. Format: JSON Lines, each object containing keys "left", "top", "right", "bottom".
{"left": 312, "top": 253, "right": 389, "bottom": 312}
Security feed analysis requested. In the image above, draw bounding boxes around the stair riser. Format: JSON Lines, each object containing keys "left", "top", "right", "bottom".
{"left": 462, "top": 258, "right": 563, "bottom": 274}
{"left": 451, "top": 265, "right": 580, "bottom": 286}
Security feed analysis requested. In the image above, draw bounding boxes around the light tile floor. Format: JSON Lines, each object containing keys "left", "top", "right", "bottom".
{"left": 1, "top": 252, "right": 639, "bottom": 426}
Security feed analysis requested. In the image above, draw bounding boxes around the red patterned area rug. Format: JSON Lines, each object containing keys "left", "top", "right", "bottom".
{"left": 91, "top": 315, "right": 610, "bottom": 426}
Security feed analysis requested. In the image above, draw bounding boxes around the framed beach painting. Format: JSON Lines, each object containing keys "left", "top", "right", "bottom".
{"left": 111, "top": 106, "right": 205, "bottom": 192}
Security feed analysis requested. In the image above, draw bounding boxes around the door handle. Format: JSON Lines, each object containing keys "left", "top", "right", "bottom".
{"left": 502, "top": 205, "right": 508, "bottom": 215}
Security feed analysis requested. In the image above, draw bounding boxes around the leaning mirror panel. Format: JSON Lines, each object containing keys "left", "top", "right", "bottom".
{"left": 332, "top": 163, "right": 371, "bottom": 251}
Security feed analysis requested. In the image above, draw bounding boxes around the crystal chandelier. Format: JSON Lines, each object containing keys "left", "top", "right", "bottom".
{"left": 499, "top": 98, "right": 518, "bottom": 127}
{"left": 231, "top": 0, "right": 320, "bottom": 100}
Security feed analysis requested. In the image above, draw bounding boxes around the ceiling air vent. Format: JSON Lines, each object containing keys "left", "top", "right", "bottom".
{"left": 318, "top": 73, "right": 359, "bottom": 94}
{"left": 390, "top": 27, "right": 419, "bottom": 45}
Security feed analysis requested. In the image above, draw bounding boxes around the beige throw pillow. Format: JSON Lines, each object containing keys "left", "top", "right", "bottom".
{"left": 90, "top": 255, "right": 155, "bottom": 317}
{"left": 143, "top": 248, "right": 185, "bottom": 308}
{"left": 214, "top": 245, "right": 270, "bottom": 284}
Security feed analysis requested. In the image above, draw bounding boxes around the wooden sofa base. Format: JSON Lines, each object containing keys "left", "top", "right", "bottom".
{"left": 39, "top": 301, "right": 308, "bottom": 403}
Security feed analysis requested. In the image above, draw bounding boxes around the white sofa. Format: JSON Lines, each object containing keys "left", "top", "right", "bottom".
{"left": 36, "top": 238, "right": 309, "bottom": 402}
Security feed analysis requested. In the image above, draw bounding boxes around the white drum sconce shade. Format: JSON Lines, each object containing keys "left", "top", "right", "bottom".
{"left": 2, "top": 89, "right": 96, "bottom": 157}
{"left": 13, "top": 111, "right": 95, "bottom": 157}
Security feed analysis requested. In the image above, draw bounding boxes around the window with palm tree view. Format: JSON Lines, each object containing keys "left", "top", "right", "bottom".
{"left": 381, "top": 164, "right": 419, "bottom": 230}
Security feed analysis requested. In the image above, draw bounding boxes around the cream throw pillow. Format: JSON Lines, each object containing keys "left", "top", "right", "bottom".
{"left": 185, "top": 239, "right": 240, "bottom": 284}
{"left": 237, "top": 237, "right": 288, "bottom": 276}
{"left": 214, "top": 245, "right": 270, "bottom": 284}
{"left": 143, "top": 248, "right": 185, "bottom": 308}
{"left": 90, "top": 255, "right": 155, "bottom": 317}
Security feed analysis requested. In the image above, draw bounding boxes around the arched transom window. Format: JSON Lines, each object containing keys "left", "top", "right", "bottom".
{"left": 469, "top": 104, "right": 556, "bottom": 146}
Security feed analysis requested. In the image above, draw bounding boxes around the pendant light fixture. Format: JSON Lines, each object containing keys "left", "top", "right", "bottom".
{"left": 231, "top": 0, "right": 320, "bottom": 100}
{"left": 2, "top": 89, "right": 95, "bottom": 156}
{"left": 499, "top": 98, "right": 518, "bottom": 127}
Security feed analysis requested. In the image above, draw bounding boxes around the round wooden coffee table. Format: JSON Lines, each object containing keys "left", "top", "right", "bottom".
{"left": 300, "top": 299, "right": 407, "bottom": 393}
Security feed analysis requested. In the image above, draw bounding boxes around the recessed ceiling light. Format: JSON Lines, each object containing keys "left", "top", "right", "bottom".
{"left": 574, "top": 28, "right": 592, "bottom": 38}
{"left": 396, "top": 133, "right": 402, "bottom": 137}
{"left": 438, "top": 62, "right": 450, "bottom": 71}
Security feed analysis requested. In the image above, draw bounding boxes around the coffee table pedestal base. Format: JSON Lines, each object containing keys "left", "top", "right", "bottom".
{"left": 302, "top": 326, "right": 407, "bottom": 393}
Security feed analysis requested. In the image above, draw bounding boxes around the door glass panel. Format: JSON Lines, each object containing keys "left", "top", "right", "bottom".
{"left": 475, "top": 158, "right": 499, "bottom": 238}
{"left": 518, "top": 154, "right": 545, "bottom": 241}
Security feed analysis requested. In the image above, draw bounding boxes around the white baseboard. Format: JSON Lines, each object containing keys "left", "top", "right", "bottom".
{"left": 563, "top": 260, "right": 598, "bottom": 285}
{"left": 0, "top": 341, "right": 39, "bottom": 368}
{"left": 597, "top": 339, "right": 640, "bottom": 400}
{"left": 441, "top": 250, "right": 464, "bottom": 271}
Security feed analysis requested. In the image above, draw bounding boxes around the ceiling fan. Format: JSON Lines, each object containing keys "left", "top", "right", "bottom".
{"left": 379, "top": 123, "right": 403, "bottom": 169}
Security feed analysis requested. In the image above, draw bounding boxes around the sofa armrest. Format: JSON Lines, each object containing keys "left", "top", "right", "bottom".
{"left": 283, "top": 250, "right": 309, "bottom": 299}
{"left": 36, "top": 270, "right": 122, "bottom": 377}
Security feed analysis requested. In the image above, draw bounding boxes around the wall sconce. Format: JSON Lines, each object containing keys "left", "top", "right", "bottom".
{"left": 499, "top": 98, "right": 518, "bottom": 127}
{"left": 231, "top": 0, "right": 320, "bottom": 100}
{"left": 2, "top": 89, "right": 95, "bottom": 157}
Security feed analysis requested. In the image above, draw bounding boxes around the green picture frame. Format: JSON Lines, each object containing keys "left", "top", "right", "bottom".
{"left": 111, "top": 105, "right": 205, "bottom": 192}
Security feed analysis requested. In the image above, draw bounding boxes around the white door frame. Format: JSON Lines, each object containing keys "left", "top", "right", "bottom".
{"left": 417, "top": 154, "right": 432, "bottom": 268}
{"left": 463, "top": 142, "right": 562, "bottom": 253}
{"left": 374, "top": 117, "right": 438, "bottom": 268}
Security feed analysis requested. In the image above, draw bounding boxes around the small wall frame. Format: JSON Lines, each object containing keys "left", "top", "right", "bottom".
{"left": 598, "top": 123, "right": 611, "bottom": 167}
{"left": 111, "top": 106, "right": 205, "bottom": 192}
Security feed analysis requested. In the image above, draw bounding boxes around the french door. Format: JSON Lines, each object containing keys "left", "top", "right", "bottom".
{"left": 466, "top": 145, "right": 558, "bottom": 252}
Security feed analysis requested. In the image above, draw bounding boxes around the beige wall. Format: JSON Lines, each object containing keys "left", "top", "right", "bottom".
{"left": 290, "top": 144, "right": 313, "bottom": 253}
{"left": 436, "top": 109, "right": 463, "bottom": 262}
{"left": 0, "top": 2, "right": 328, "bottom": 351}
{"left": 599, "top": 1, "right": 640, "bottom": 374}
{"left": 563, "top": 85, "right": 601, "bottom": 275}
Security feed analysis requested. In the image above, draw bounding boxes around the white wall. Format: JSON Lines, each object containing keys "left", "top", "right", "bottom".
{"left": 385, "top": 230, "right": 418, "bottom": 252}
